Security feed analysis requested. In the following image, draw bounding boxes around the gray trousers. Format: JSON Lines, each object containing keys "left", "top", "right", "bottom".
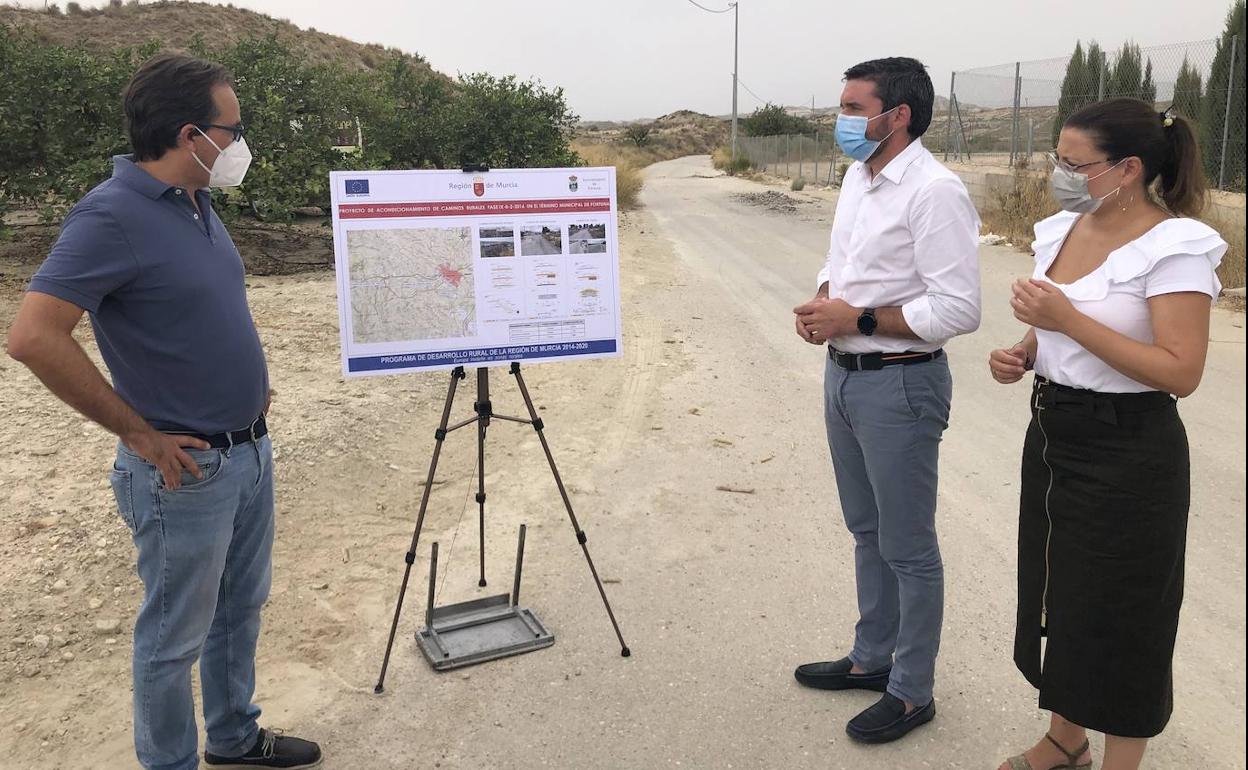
{"left": 823, "top": 354, "right": 952, "bottom": 705}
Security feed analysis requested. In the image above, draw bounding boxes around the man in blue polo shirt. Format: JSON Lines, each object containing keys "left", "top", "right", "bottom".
{"left": 6, "top": 54, "right": 321, "bottom": 770}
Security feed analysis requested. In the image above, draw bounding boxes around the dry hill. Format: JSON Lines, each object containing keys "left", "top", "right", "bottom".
{"left": 0, "top": 0, "right": 441, "bottom": 77}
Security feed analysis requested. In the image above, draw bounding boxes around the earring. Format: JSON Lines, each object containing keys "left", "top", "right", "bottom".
{"left": 1120, "top": 193, "right": 1135, "bottom": 213}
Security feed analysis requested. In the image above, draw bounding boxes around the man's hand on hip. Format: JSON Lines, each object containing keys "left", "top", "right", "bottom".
{"left": 123, "top": 429, "right": 211, "bottom": 490}
{"left": 794, "top": 297, "right": 860, "bottom": 344}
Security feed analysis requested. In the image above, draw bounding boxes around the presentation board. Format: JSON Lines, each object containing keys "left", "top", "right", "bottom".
{"left": 329, "top": 167, "right": 622, "bottom": 376}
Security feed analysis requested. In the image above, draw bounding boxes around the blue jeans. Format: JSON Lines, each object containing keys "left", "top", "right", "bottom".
{"left": 109, "top": 436, "right": 274, "bottom": 770}
{"left": 823, "top": 356, "right": 952, "bottom": 706}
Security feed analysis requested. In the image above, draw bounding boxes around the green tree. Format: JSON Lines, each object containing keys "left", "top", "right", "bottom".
{"left": 741, "top": 103, "right": 815, "bottom": 137}
{"left": 1107, "top": 42, "right": 1144, "bottom": 100}
{"left": 1048, "top": 41, "right": 1088, "bottom": 144}
{"left": 1201, "top": 0, "right": 1246, "bottom": 188}
{"left": 623, "top": 123, "right": 653, "bottom": 148}
{"left": 1053, "top": 41, "right": 1095, "bottom": 145}
{"left": 0, "top": 29, "right": 585, "bottom": 221}
{"left": 1171, "top": 55, "right": 1204, "bottom": 120}
{"left": 447, "top": 74, "right": 580, "bottom": 169}
{"left": 0, "top": 26, "right": 156, "bottom": 216}
{"left": 1140, "top": 59, "right": 1157, "bottom": 106}
{"left": 1086, "top": 41, "right": 1107, "bottom": 100}
{"left": 370, "top": 53, "right": 454, "bottom": 170}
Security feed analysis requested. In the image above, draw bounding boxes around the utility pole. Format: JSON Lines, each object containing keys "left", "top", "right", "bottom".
{"left": 731, "top": 2, "right": 739, "bottom": 161}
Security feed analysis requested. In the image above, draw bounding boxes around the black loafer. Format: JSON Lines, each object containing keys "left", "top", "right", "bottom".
{"left": 846, "top": 693, "right": 935, "bottom": 744}
{"left": 794, "top": 657, "right": 891, "bottom": 692}
{"left": 204, "top": 728, "right": 323, "bottom": 769}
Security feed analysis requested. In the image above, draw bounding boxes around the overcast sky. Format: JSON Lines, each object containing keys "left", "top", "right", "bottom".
{"left": 17, "top": 0, "right": 1236, "bottom": 120}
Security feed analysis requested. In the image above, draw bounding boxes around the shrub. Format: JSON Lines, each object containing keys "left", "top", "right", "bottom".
{"left": 711, "top": 146, "right": 750, "bottom": 175}
{"left": 0, "top": 29, "right": 584, "bottom": 221}
{"left": 980, "top": 169, "right": 1058, "bottom": 249}
{"left": 623, "top": 123, "right": 652, "bottom": 148}
{"left": 576, "top": 143, "right": 643, "bottom": 210}
{"left": 1213, "top": 215, "right": 1245, "bottom": 289}
{"left": 790, "top": 177, "right": 806, "bottom": 191}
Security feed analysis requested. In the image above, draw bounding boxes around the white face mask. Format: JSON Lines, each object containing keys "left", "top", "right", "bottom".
{"left": 192, "top": 128, "right": 252, "bottom": 188}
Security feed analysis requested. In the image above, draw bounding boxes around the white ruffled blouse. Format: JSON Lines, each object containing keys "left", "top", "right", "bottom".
{"left": 1030, "top": 210, "right": 1227, "bottom": 394}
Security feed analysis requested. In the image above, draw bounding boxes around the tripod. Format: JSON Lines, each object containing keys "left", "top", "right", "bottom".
{"left": 374, "top": 362, "right": 630, "bottom": 693}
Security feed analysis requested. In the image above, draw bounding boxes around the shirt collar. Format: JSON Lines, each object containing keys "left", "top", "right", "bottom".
{"left": 112, "top": 154, "right": 178, "bottom": 200}
{"left": 863, "top": 138, "right": 926, "bottom": 188}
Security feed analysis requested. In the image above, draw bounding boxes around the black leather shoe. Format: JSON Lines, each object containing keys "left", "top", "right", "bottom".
{"left": 793, "top": 657, "right": 891, "bottom": 692}
{"left": 846, "top": 693, "right": 935, "bottom": 744}
{"left": 204, "top": 728, "right": 323, "bottom": 769}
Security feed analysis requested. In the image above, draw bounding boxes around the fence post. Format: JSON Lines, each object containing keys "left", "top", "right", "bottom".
{"left": 1097, "top": 50, "right": 1107, "bottom": 100}
{"left": 814, "top": 131, "right": 820, "bottom": 187}
{"left": 1027, "top": 116, "right": 1034, "bottom": 162}
{"left": 1218, "top": 34, "right": 1239, "bottom": 190}
{"left": 799, "top": 135, "right": 805, "bottom": 181}
{"left": 1010, "top": 62, "right": 1021, "bottom": 167}
{"left": 945, "top": 72, "right": 956, "bottom": 162}
{"left": 786, "top": 134, "right": 792, "bottom": 178}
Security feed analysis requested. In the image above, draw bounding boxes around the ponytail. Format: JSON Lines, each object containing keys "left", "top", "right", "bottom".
{"left": 1157, "top": 113, "right": 1207, "bottom": 218}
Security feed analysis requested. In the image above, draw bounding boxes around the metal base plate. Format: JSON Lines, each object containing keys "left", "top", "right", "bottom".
{"left": 416, "top": 594, "right": 554, "bottom": 671}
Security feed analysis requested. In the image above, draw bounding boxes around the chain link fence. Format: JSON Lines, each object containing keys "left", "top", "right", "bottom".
{"left": 741, "top": 38, "right": 1244, "bottom": 193}
{"left": 737, "top": 131, "right": 845, "bottom": 187}
{"left": 940, "top": 37, "right": 1245, "bottom": 191}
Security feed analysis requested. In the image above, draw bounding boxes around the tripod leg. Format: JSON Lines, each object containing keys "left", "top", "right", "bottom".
{"left": 476, "top": 417, "right": 488, "bottom": 587}
{"left": 475, "top": 368, "right": 491, "bottom": 588}
{"left": 375, "top": 366, "right": 466, "bottom": 693}
{"left": 508, "top": 363, "right": 631, "bottom": 658}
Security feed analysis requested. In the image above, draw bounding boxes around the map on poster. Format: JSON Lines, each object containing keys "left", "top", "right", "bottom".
{"left": 329, "top": 167, "right": 622, "bottom": 376}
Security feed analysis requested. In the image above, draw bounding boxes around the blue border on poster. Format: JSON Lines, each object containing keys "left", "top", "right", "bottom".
{"left": 348, "top": 339, "right": 618, "bottom": 373}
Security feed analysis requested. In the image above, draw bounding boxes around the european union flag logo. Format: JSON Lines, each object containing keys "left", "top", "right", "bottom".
{"left": 346, "top": 179, "right": 370, "bottom": 195}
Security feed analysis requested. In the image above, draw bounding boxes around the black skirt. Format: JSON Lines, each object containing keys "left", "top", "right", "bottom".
{"left": 1014, "top": 377, "right": 1190, "bottom": 738}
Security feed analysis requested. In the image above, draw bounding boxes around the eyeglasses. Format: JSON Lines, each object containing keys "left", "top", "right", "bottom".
{"left": 197, "top": 123, "right": 246, "bottom": 143}
{"left": 1046, "top": 152, "right": 1115, "bottom": 175}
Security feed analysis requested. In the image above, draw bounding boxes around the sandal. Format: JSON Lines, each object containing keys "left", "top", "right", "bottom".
{"left": 1004, "top": 733, "right": 1093, "bottom": 770}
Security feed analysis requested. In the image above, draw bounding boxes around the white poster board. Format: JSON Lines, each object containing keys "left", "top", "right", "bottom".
{"left": 329, "top": 167, "right": 622, "bottom": 376}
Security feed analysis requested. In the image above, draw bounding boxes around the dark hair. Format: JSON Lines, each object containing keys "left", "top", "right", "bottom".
{"left": 843, "top": 57, "right": 934, "bottom": 138}
{"left": 1064, "top": 98, "right": 1207, "bottom": 218}
{"left": 123, "top": 53, "right": 233, "bottom": 161}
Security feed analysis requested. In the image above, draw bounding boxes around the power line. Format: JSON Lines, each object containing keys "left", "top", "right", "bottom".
{"left": 735, "top": 77, "right": 769, "bottom": 106}
{"left": 684, "top": 0, "right": 735, "bottom": 13}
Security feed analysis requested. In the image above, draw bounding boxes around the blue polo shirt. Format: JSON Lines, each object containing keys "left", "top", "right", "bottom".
{"left": 29, "top": 155, "right": 268, "bottom": 435}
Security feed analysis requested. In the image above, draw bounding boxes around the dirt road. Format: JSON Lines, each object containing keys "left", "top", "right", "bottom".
{"left": 0, "top": 155, "right": 1243, "bottom": 769}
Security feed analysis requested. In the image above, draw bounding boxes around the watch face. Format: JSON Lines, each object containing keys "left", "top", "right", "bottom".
{"left": 857, "top": 312, "right": 877, "bottom": 335}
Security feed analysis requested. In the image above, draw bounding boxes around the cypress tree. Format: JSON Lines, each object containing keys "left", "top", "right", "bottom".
{"left": 1200, "top": 0, "right": 1246, "bottom": 187}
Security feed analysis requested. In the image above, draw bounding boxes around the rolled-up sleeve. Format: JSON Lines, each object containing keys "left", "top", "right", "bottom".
{"left": 816, "top": 231, "right": 833, "bottom": 290}
{"left": 28, "top": 204, "right": 137, "bottom": 313}
{"left": 901, "top": 177, "right": 982, "bottom": 343}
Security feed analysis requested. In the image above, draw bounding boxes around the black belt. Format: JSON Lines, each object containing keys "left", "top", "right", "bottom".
{"left": 829, "top": 347, "right": 944, "bottom": 371}
{"left": 167, "top": 414, "right": 268, "bottom": 449}
{"left": 1032, "top": 377, "right": 1175, "bottom": 425}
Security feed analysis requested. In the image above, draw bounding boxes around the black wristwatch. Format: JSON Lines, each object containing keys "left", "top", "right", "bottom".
{"left": 857, "top": 308, "right": 878, "bottom": 336}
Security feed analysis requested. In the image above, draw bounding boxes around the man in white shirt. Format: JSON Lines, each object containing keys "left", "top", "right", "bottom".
{"left": 791, "top": 57, "right": 981, "bottom": 745}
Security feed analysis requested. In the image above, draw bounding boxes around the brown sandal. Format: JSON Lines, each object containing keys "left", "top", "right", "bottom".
{"left": 1004, "top": 733, "right": 1093, "bottom": 770}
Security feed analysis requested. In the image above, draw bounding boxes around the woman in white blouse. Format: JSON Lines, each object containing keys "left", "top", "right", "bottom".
{"left": 989, "top": 98, "right": 1227, "bottom": 770}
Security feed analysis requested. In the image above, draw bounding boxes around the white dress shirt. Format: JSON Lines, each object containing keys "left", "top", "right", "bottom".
{"left": 1031, "top": 211, "right": 1226, "bottom": 393}
{"left": 816, "top": 139, "right": 982, "bottom": 354}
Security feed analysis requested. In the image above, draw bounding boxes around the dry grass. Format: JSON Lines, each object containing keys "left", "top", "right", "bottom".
{"left": 981, "top": 169, "right": 1246, "bottom": 293}
{"left": 574, "top": 143, "right": 644, "bottom": 210}
{"left": 1212, "top": 217, "right": 1246, "bottom": 290}
{"left": 710, "top": 146, "right": 750, "bottom": 175}
{"left": 980, "top": 169, "right": 1059, "bottom": 249}
{"left": 0, "top": 1, "right": 439, "bottom": 76}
